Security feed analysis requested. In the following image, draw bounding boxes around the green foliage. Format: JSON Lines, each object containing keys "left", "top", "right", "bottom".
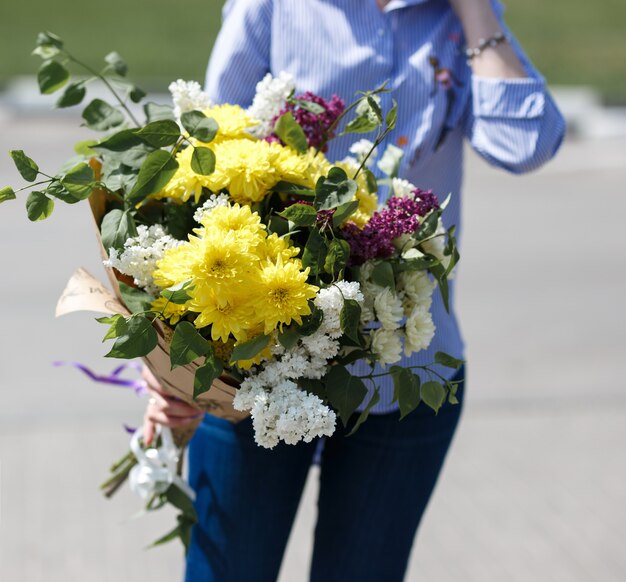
{"left": 60, "top": 162, "right": 95, "bottom": 200}
{"left": 94, "top": 129, "right": 143, "bottom": 152}
{"left": 421, "top": 381, "right": 446, "bottom": 413}
{"left": 314, "top": 167, "right": 357, "bottom": 210}
{"left": 339, "top": 298, "right": 361, "bottom": 344}
{"left": 347, "top": 388, "right": 380, "bottom": 436}
{"left": 144, "top": 102, "right": 175, "bottom": 123}
{"left": 56, "top": 82, "right": 86, "bottom": 108}
{"left": 82, "top": 98, "right": 125, "bottom": 131}
{"left": 191, "top": 147, "right": 216, "bottom": 175}
{"left": 332, "top": 200, "right": 359, "bottom": 227}
{"left": 26, "top": 190, "right": 54, "bottom": 221}
{"left": 181, "top": 111, "right": 218, "bottom": 143}
{"left": 96, "top": 313, "right": 127, "bottom": 341}
{"left": 296, "top": 304, "right": 323, "bottom": 336}
{"left": 278, "top": 327, "right": 301, "bottom": 350}
{"left": 127, "top": 150, "right": 178, "bottom": 204}
{"left": 325, "top": 365, "right": 368, "bottom": 426}
{"left": 391, "top": 366, "right": 421, "bottom": 419}
{"left": 370, "top": 261, "right": 395, "bottom": 292}
{"left": 434, "top": 351, "right": 464, "bottom": 370}
{"left": 136, "top": 120, "right": 181, "bottom": 148}
{"left": 101, "top": 208, "right": 138, "bottom": 252}
{"left": 104, "top": 51, "right": 128, "bottom": 76}
{"left": 37, "top": 59, "right": 69, "bottom": 94}
{"left": 193, "top": 351, "right": 223, "bottom": 398}
{"left": 273, "top": 111, "right": 308, "bottom": 153}
{"left": 324, "top": 239, "right": 350, "bottom": 276}
{"left": 0, "top": 186, "right": 16, "bottom": 204}
{"left": 104, "top": 315, "right": 158, "bottom": 359}
{"left": 279, "top": 203, "right": 317, "bottom": 227}
{"left": 118, "top": 282, "right": 153, "bottom": 313}
{"left": 10, "top": 150, "right": 39, "bottom": 182}
{"left": 302, "top": 228, "right": 328, "bottom": 275}
{"left": 160, "top": 280, "right": 194, "bottom": 304}
{"left": 169, "top": 321, "right": 210, "bottom": 369}
{"left": 231, "top": 334, "right": 271, "bottom": 362}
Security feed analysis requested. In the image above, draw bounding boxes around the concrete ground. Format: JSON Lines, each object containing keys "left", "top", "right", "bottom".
{"left": 0, "top": 112, "right": 624, "bottom": 581}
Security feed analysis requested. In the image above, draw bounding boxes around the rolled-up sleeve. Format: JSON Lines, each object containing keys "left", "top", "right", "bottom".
{"left": 464, "top": 4, "right": 566, "bottom": 174}
{"left": 205, "top": 0, "right": 273, "bottom": 106}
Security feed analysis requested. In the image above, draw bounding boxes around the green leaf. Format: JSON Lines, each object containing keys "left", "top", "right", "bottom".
{"left": 324, "top": 238, "right": 350, "bottom": 276}
{"left": 136, "top": 120, "right": 181, "bottom": 148}
{"left": 161, "top": 280, "right": 194, "bottom": 304}
{"left": 0, "top": 186, "right": 16, "bottom": 204}
{"left": 335, "top": 348, "right": 369, "bottom": 366}
{"left": 105, "top": 315, "right": 158, "bottom": 359}
{"left": 278, "top": 327, "right": 301, "bottom": 350}
{"left": 332, "top": 200, "right": 359, "bottom": 227}
{"left": 10, "top": 150, "right": 39, "bottom": 182}
{"left": 385, "top": 99, "right": 398, "bottom": 130}
{"left": 415, "top": 210, "right": 441, "bottom": 241}
{"left": 279, "top": 203, "right": 317, "bottom": 227}
{"left": 193, "top": 351, "right": 223, "bottom": 398}
{"left": 127, "top": 150, "right": 178, "bottom": 204}
{"left": 231, "top": 334, "right": 271, "bottom": 362}
{"left": 314, "top": 168, "right": 357, "bottom": 210}
{"left": 391, "top": 368, "right": 421, "bottom": 419}
{"left": 61, "top": 162, "right": 94, "bottom": 200}
{"left": 270, "top": 181, "right": 315, "bottom": 198}
{"left": 45, "top": 181, "right": 80, "bottom": 204}
{"left": 292, "top": 99, "right": 325, "bottom": 114}
{"left": 104, "top": 51, "right": 127, "bottom": 76}
{"left": 96, "top": 313, "right": 127, "bottom": 341}
{"left": 56, "top": 82, "right": 86, "bottom": 108}
{"left": 434, "top": 351, "right": 464, "bottom": 370}
{"left": 191, "top": 147, "right": 216, "bottom": 175}
{"left": 325, "top": 366, "right": 368, "bottom": 427}
{"left": 370, "top": 261, "right": 396, "bottom": 292}
{"left": 82, "top": 99, "right": 125, "bottom": 131}
{"left": 301, "top": 228, "right": 328, "bottom": 275}
{"left": 37, "top": 60, "right": 69, "bottom": 94}
{"left": 296, "top": 304, "right": 323, "bottom": 336}
{"left": 164, "top": 203, "right": 197, "bottom": 241}
{"left": 165, "top": 483, "right": 197, "bottom": 518}
{"left": 299, "top": 378, "right": 327, "bottom": 400}
{"left": 421, "top": 381, "right": 447, "bottom": 413}
{"left": 170, "top": 321, "right": 210, "bottom": 369}
{"left": 129, "top": 86, "right": 146, "bottom": 103}
{"left": 181, "top": 110, "right": 218, "bottom": 143}
{"left": 35, "top": 31, "right": 63, "bottom": 49}
{"left": 144, "top": 102, "right": 175, "bottom": 122}
{"left": 339, "top": 299, "right": 361, "bottom": 344}
{"left": 273, "top": 111, "right": 308, "bottom": 153}
{"left": 347, "top": 388, "right": 380, "bottom": 436}
{"left": 118, "top": 281, "right": 153, "bottom": 314}
{"left": 101, "top": 208, "right": 138, "bottom": 252}
{"left": 25, "top": 191, "right": 54, "bottom": 221}
{"left": 74, "top": 139, "right": 98, "bottom": 156}
{"left": 93, "top": 129, "right": 143, "bottom": 152}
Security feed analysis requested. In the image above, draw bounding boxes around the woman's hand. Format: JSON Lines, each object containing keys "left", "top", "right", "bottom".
{"left": 142, "top": 367, "right": 204, "bottom": 445}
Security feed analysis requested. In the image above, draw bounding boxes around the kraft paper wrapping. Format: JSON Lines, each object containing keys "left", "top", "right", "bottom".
{"left": 56, "top": 185, "right": 249, "bottom": 436}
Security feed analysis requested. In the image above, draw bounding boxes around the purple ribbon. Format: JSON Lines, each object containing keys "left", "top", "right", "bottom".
{"left": 53, "top": 361, "right": 148, "bottom": 396}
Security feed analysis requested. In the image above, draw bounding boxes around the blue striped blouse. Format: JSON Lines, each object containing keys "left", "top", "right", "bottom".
{"left": 205, "top": 0, "right": 566, "bottom": 413}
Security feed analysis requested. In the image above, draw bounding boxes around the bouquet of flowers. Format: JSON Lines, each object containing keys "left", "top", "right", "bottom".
{"left": 2, "top": 32, "right": 463, "bottom": 549}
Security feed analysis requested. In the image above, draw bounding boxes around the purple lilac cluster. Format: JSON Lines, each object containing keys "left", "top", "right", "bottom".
{"left": 268, "top": 92, "right": 345, "bottom": 152}
{"left": 343, "top": 189, "right": 440, "bottom": 264}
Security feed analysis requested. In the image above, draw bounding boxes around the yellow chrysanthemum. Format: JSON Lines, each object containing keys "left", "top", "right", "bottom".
{"left": 198, "top": 203, "right": 266, "bottom": 244}
{"left": 259, "top": 232, "right": 300, "bottom": 263}
{"left": 301, "top": 148, "right": 333, "bottom": 187}
{"left": 204, "top": 139, "right": 280, "bottom": 203}
{"left": 190, "top": 287, "right": 256, "bottom": 342}
{"left": 201, "top": 104, "right": 256, "bottom": 143}
{"left": 210, "top": 338, "right": 235, "bottom": 362}
{"left": 158, "top": 145, "right": 214, "bottom": 204}
{"left": 151, "top": 296, "right": 188, "bottom": 325}
{"left": 270, "top": 142, "right": 312, "bottom": 186}
{"left": 252, "top": 257, "right": 318, "bottom": 335}
{"left": 153, "top": 240, "right": 198, "bottom": 289}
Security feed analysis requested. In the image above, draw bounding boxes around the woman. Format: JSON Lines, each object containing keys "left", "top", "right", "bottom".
{"left": 144, "top": 1, "right": 565, "bottom": 580}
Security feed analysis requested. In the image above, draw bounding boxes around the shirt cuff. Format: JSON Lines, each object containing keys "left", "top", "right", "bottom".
{"left": 472, "top": 77, "right": 546, "bottom": 119}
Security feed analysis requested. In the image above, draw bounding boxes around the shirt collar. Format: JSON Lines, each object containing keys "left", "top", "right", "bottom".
{"left": 382, "top": 0, "right": 432, "bottom": 12}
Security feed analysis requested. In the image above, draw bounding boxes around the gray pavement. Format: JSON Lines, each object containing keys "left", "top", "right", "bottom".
{"left": 0, "top": 112, "right": 625, "bottom": 581}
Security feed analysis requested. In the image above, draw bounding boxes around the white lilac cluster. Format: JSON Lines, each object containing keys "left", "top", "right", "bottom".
{"left": 343, "top": 139, "right": 377, "bottom": 169}
{"left": 246, "top": 72, "right": 296, "bottom": 138}
{"left": 233, "top": 281, "right": 364, "bottom": 448}
{"left": 193, "top": 193, "right": 230, "bottom": 223}
{"left": 104, "top": 225, "right": 181, "bottom": 296}
{"left": 360, "top": 262, "right": 436, "bottom": 365}
{"left": 376, "top": 143, "right": 404, "bottom": 177}
{"left": 168, "top": 79, "right": 213, "bottom": 120}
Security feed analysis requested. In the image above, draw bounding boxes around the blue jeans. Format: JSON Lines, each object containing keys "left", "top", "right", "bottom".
{"left": 185, "top": 367, "right": 464, "bottom": 582}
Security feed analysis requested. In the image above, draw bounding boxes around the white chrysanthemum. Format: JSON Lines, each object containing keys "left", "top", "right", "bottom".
{"left": 168, "top": 79, "right": 212, "bottom": 120}
{"left": 234, "top": 380, "right": 336, "bottom": 448}
{"left": 104, "top": 225, "right": 181, "bottom": 296}
{"left": 315, "top": 282, "right": 364, "bottom": 338}
{"left": 373, "top": 288, "right": 404, "bottom": 330}
{"left": 393, "top": 233, "right": 417, "bottom": 253}
{"left": 398, "top": 270, "right": 436, "bottom": 311}
{"left": 391, "top": 177, "right": 417, "bottom": 198}
{"left": 377, "top": 143, "right": 404, "bottom": 177}
{"left": 371, "top": 328, "right": 403, "bottom": 366}
{"left": 247, "top": 72, "right": 296, "bottom": 138}
{"left": 404, "top": 306, "right": 436, "bottom": 356}
{"left": 193, "top": 193, "right": 230, "bottom": 223}
{"left": 349, "top": 139, "right": 377, "bottom": 168}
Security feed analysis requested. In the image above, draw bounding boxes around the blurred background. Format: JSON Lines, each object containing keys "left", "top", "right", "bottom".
{"left": 1, "top": 1, "right": 625, "bottom": 581}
